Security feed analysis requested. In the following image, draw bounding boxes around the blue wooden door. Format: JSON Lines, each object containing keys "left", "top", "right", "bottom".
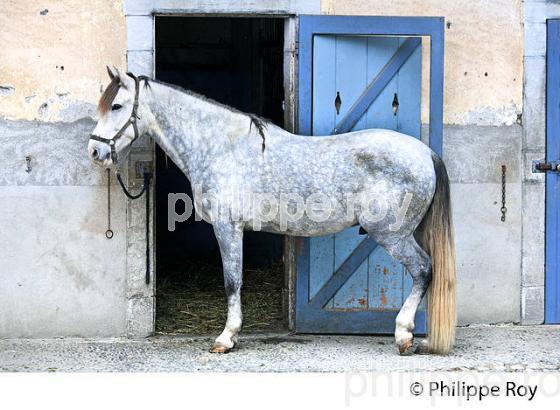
{"left": 296, "top": 16, "right": 444, "bottom": 333}
{"left": 546, "top": 19, "right": 560, "bottom": 324}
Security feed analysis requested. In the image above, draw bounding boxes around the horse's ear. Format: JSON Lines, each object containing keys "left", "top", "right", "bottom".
{"left": 106, "top": 66, "right": 118, "bottom": 81}
{"left": 119, "top": 71, "right": 136, "bottom": 90}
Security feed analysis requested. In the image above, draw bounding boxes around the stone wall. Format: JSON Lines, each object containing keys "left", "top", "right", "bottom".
{"left": 0, "top": 1, "right": 129, "bottom": 337}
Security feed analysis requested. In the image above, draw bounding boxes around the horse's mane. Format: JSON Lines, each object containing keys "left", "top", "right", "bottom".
{"left": 248, "top": 114, "right": 267, "bottom": 152}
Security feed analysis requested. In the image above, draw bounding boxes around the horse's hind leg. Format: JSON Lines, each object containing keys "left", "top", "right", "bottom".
{"left": 210, "top": 222, "right": 244, "bottom": 353}
{"left": 370, "top": 233, "right": 432, "bottom": 355}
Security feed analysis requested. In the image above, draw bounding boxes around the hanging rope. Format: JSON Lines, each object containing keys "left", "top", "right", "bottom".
{"left": 105, "top": 169, "right": 114, "bottom": 239}
{"left": 116, "top": 171, "right": 150, "bottom": 200}
{"left": 114, "top": 170, "right": 152, "bottom": 285}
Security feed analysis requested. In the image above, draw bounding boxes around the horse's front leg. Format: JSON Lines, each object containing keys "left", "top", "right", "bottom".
{"left": 210, "top": 221, "right": 244, "bottom": 353}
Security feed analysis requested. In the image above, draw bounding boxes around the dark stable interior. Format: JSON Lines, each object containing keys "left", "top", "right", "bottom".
{"left": 154, "top": 17, "right": 285, "bottom": 334}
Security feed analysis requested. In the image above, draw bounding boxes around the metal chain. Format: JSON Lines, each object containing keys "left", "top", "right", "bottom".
{"left": 106, "top": 169, "right": 114, "bottom": 239}
{"left": 501, "top": 165, "right": 507, "bottom": 222}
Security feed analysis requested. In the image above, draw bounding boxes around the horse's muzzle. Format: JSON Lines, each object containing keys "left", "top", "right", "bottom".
{"left": 88, "top": 138, "right": 111, "bottom": 163}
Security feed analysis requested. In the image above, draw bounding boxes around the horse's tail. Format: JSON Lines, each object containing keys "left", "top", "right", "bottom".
{"left": 416, "top": 152, "right": 456, "bottom": 355}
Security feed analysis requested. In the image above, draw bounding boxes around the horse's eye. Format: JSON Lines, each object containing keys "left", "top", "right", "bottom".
{"left": 111, "top": 104, "right": 122, "bottom": 111}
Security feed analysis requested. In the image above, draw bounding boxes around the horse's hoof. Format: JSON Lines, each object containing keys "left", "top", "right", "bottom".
{"left": 209, "top": 342, "right": 233, "bottom": 354}
{"left": 415, "top": 339, "right": 430, "bottom": 355}
{"left": 398, "top": 338, "right": 414, "bottom": 356}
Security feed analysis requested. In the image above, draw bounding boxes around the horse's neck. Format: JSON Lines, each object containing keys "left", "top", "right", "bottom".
{"left": 144, "top": 82, "right": 247, "bottom": 182}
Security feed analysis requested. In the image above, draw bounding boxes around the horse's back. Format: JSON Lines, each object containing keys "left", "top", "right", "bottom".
{"left": 264, "top": 127, "right": 435, "bottom": 194}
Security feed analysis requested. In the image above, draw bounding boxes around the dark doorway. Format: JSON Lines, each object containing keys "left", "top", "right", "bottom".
{"left": 154, "top": 17, "right": 286, "bottom": 334}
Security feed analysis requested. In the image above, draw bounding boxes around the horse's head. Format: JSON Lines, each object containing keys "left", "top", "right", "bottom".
{"left": 88, "top": 66, "right": 149, "bottom": 167}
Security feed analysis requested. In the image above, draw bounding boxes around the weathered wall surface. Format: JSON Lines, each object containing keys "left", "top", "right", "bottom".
{"left": 322, "top": 0, "right": 525, "bottom": 325}
{"left": 0, "top": 1, "right": 129, "bottom": 337}
{"left": 444, "top": 126, "right": 522, "bottom": 324}
{"left": 0, "top": 0, "right": 126, "bottom": 121}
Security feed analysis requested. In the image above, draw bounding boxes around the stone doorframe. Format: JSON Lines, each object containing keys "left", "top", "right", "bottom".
{"left": 123, "top": 0, "right": 320, "bottom": 337}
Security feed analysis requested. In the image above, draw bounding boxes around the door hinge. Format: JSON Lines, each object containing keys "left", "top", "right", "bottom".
{"left": 532, "top": 160, "right": 560, "bottom": 173}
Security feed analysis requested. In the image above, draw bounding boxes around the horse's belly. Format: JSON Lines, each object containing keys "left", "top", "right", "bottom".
{"left": 245, "top": 171, "right": 433, "bottom": 237}
{"left": 255, "top": 208, "right": 356, "bottom": 237}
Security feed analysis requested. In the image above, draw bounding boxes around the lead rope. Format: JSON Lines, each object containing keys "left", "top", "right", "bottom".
{"left": 114, "top": 169, "right": 152, "bottom": 285}
{"left": 105, "top": 169, "right": 114, "bottom": 239}
{"left": 501, "top": 165, "right": 507, "bottom": 222}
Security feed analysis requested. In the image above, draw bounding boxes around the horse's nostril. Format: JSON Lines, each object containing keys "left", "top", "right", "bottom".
{"left": 92, "top": 148, "right": 99, "bottom": 160}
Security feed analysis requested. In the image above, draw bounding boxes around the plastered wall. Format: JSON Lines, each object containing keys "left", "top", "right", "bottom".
{"left": 0, "top": 1, "right": 129, "bottom": 337}
{"left": 0, "top": 0, "right": 126, "bottom": 122}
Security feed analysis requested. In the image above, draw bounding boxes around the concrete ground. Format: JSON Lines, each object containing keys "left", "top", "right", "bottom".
{"left": 1, "top": 325, "right": 559, "bottom": 372}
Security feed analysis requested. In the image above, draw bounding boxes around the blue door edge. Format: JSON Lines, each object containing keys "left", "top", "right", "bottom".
{"left": 295, "top": 16, "right": 445, "bottom": 334}
{"left": 545, "top": 19, "right": 560, "bottom": 324}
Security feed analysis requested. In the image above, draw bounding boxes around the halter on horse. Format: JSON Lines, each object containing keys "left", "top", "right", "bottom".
{"left": 89, "top": 73, "right": 142, "bottom": 165}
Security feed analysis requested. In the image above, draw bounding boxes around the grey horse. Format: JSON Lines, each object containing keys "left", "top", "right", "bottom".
{"left": 88, "top": 67, "right": 456, "bottom": 355}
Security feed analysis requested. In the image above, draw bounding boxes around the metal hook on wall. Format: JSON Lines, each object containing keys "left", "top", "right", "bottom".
{"left": 25, "top": 156, "right": 32, "bottom": 173}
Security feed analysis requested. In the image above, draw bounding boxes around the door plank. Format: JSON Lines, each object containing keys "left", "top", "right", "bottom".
{"left": 396, "top": 38, "right": 422, "bottom": 138}
{"left": 332, "top": 37, "right": 369, "bottom": 308}
{"left": 310, "top": 236, "right": 379, "bottom": 310}
{"left": 369, "top": 246, "right": 405, "bottom": 310}
{"left": 365, "top": 37, "right": 399, "bottom": 130}
{"left": 309, "top": 35, "right": 337, "bottom": 307}
{"left": 333, "top": 226, "right": 369, "bottom": 309}
{"left": 332, "top": 37, "right": 421, "bottom": 134}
